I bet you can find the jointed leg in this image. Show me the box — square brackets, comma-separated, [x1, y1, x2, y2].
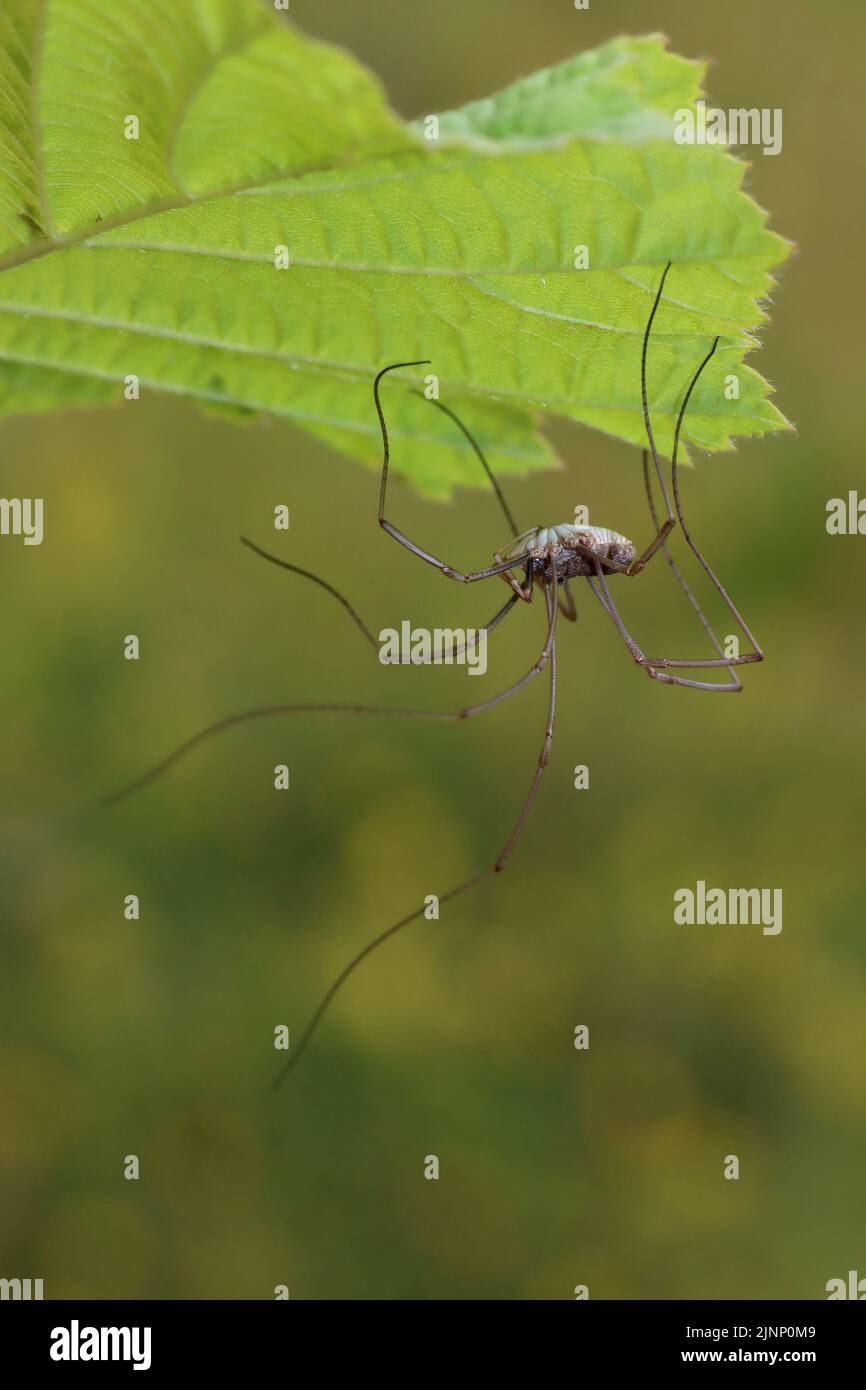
[662, 343, 765, 667]
[427, 594, 519, 664]
[494, 555, 535, 604]
[414, 392, 520, 540]
[103, 575, 558, 806]
[241, 533, 520, 663]
[622, 260, 678, 575]
[560, 302, 722, 583]
[240, 536, 380, 653]
[274, 577, 559, 1084]
[642, 450, 724, 651]
[494, 576, 558, 871]
[589, 564, 741, 691]
[374, 362, 532, 583]
[603, 337, 764, 674]
[639, 452, 740, 690]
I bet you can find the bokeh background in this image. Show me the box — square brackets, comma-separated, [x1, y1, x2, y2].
[1, 0, 864, 1300]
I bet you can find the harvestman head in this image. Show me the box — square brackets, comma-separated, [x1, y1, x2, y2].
[106, 262, 764, 1081]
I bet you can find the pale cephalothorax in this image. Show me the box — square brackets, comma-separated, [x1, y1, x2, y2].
[106, 262, 764, 1081]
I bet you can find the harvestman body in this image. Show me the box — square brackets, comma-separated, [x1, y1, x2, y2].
[107, 262, 764, 1080]
[513, 525, 637, 578]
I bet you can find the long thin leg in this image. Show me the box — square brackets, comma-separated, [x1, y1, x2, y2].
[393, 593, 520, 665]
[640, 452, 739, 690]
[103, 584, 557, 807]
[246, 367, 528, 647]
[241, 534, 519, 663]
[611, 338, 763, 671]
[414, 392, 520, 540]
[274, 577, 559, 1084]
[494, 577, 558, 871]
[412, 387, 527, 610]
[642, 450, 725, 651]
[375, 362, 532, 583]
[622, 260, 677, 575]
[240, 536, 380, 652]
[558, 327, 722, 590]
[588, 566, 741, 691]
[662, 342, 765, 666]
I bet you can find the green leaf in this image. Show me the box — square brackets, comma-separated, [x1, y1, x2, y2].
[0, 6, 790, 498]
[422, 34, 704, 147]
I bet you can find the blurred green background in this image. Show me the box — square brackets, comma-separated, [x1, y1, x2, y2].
[2, 0, 864, 1300]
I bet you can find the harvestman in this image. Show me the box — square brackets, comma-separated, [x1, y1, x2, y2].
[107, 263, 764, 1081]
